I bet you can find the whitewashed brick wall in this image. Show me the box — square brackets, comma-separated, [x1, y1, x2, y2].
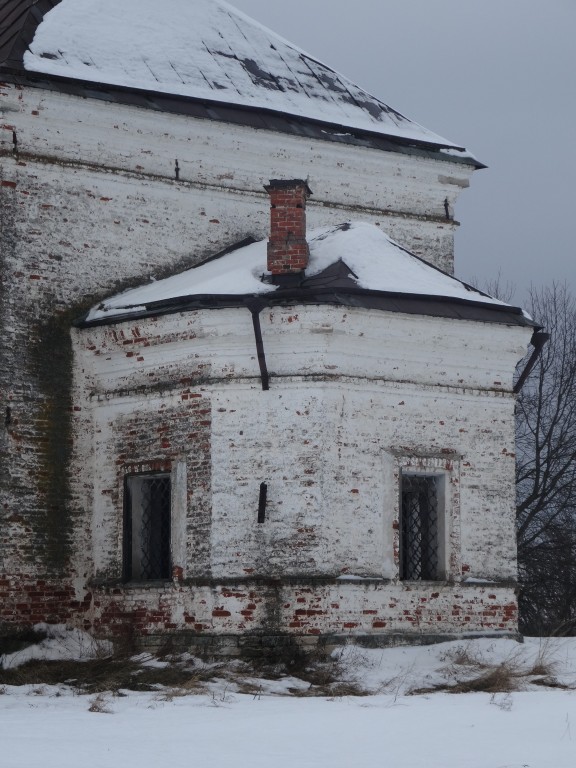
[70, 304, 530, 638]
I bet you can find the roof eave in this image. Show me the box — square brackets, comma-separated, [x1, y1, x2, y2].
[76, 287, 535, 329]
[0, 66, 485, 169]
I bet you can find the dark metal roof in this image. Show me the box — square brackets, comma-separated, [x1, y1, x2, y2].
[0, 0, 484, 167]
[77, 258, 535, 330]
[0, 0, 59, 70]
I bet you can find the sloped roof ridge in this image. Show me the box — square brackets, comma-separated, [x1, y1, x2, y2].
[215, 0, 418, 130]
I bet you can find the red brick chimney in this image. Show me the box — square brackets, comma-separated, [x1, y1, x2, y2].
[265, 179, 312, 278]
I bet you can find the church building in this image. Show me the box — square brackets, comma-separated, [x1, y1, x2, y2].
[0, 0, 540, 651]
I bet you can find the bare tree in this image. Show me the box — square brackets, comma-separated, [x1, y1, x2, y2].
[515, 284, 576, 634]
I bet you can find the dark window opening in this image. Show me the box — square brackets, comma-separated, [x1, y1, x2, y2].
[400, 474, 440, 581]
[123, 473, 171, 581]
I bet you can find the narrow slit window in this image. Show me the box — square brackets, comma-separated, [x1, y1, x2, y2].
[400, 474, 440, 581]
[257, 482, 268, 524]
[123, 473, 171, 581]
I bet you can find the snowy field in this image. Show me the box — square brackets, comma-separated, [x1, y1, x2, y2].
[2, 632, 576, 768]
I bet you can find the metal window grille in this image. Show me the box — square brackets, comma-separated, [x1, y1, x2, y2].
[124, 474, 171, 581]
[400, 474, 439, 581]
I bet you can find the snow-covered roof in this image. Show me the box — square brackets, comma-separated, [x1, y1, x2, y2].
[21, 0, 466, 152]
[84, 222, 526, 325]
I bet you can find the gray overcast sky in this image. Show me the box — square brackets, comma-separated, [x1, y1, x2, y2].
[232, 0, 575, 301]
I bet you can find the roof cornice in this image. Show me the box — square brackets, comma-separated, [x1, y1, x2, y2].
[0, 67, 484, 167]
[76, 286, 534, 330]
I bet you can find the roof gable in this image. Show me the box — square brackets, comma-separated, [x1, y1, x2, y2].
[8, 0, 469, 154]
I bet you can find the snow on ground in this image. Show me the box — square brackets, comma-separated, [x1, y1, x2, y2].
[2, 686, 576, 768]
[0, 624, 112, 669]
[2, 637, 576, 767]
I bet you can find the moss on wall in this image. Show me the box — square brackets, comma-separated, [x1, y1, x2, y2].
[28, 308, 76, 571]
[27, 293, 98, 573]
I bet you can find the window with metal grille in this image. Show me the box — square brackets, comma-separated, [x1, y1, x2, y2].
[400, 474, 440, 581]
[123, 473, 171, 581]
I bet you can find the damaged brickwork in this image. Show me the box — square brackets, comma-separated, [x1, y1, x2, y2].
[54, 580, 519, 644]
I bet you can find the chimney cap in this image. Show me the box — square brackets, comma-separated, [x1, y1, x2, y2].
[264, 178, 312, 196]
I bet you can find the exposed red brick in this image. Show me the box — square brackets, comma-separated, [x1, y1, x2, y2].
[265, 179, 311, 274]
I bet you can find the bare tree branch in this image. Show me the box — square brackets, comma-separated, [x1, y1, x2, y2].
[515, 284, 576, 635]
